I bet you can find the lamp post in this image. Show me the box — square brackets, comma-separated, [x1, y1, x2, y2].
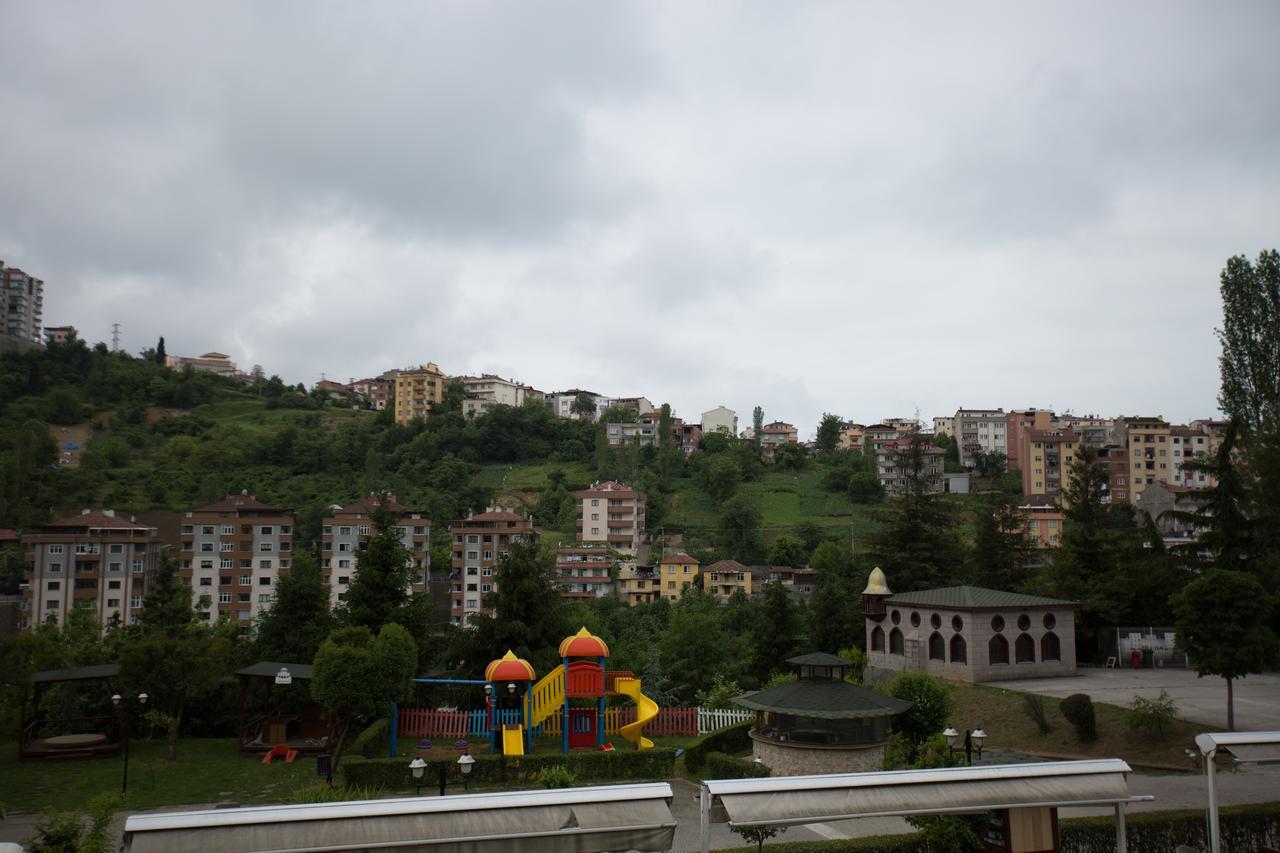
[112, 691, 148, 795]
[436, 751, 477, 796]
[943, 725, 986, 765]
[274, 667, 292, 686]
[409, 757, 427, 796]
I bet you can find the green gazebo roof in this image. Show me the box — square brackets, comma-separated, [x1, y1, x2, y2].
[786, 652, 854, 668]
[732, 682, 912, 720]
[886, 585, 1074, 609]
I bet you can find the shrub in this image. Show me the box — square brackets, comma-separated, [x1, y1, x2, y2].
[837, 646, 868, 684]
[289, 783, 386, 803]
[732, 823, 788, 852]
[1127, 690, 1179, 740]
[1023, 694, 1051, 734]
[537, 765, 579, 789]
[1060, 802, 1280, 852]
[704, 751, 770, 779]
[344, 749, 677, 790]
[684, 720, 753, 774]
[696, 674, 743, 709]
[351, 717, 391, 758]
[881, 672, 954, 746]
[1059, 693, 1097, 743]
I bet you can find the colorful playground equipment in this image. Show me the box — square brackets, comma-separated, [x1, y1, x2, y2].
[484, 627, 659, 755]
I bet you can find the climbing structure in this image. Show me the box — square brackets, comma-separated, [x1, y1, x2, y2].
[484, 650, 536, 755]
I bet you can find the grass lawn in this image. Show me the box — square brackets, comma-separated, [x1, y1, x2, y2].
[951, 682, 1202, 769]
[0, 739, 321, 814]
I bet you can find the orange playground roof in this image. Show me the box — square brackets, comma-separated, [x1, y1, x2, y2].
[559, 626, 610, 658]
[484, 650, 536, 683]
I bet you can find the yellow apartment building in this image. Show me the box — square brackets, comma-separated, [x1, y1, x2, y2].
[657, 552, 700, 601]
[394, 363, 447, 424]
[702, 559, 752, 601]
[616, 563, 662, 606]
[1123, 416, 1172, 499]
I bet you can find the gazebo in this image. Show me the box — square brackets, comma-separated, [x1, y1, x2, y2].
[235, 661, 331, 755]
[732, 653, 911, 776]
[19, 663, 123, 761]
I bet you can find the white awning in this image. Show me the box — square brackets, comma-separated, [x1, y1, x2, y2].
[123, 783, 675, 853]
[704, 760, 1139, 828]
[1197, 731, 1280, 764]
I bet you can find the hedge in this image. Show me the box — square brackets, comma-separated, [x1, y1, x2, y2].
[703, 751, 770, 780]
[706, 803, 1280, 853]
[350, 718, 391, 759]
[684, 720, 753, 774]
[345, 749, 677, 790]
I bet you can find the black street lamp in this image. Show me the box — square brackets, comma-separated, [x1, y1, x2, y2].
[409, 757, 428, 796]
[112, 691, 148, 795]
[943, 725, 987, 765]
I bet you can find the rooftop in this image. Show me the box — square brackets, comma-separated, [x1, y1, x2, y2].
[45, 510, 152, 531]
[658, 552, 699, 565]
[733, 681, 912, 719]
[887, 585, 1075, 610]
[194, 493, 289, 514]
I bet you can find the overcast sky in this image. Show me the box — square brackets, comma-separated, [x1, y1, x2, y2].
[3, 2, 1278, 435]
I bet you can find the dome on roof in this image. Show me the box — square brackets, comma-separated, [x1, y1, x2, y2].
[484, 650, 536, 683]
[558, 626, 609, 658]
[862, 567, 891, 596]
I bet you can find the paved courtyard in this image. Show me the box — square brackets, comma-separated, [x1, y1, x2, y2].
[985, 667, 1280, 731]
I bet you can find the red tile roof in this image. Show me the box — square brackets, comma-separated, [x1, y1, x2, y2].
[0, 528, 20, 541]
[659, 552, 699, 564]
[461, 510, 530, 523]
[194, 494, 289, 513]
[333, 494, 413, 516]
[45, 511, 151, 530]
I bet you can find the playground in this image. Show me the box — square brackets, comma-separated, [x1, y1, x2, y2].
[389, 628, 667, 758]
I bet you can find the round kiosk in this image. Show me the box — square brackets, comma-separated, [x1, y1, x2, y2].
[732, 652, 912, 776]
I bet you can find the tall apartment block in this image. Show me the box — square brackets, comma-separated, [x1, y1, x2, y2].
[180, 493, 293, 625]
[575, 480, 646, 556]
[449, 508, 536, 626]
[393, 363, 447, 424]
[1120, 416, 1172, 499]
[22, 511, 164, 633]
[1, 261, 45, 346]
[954, 408, 1006, 468]
[1018, 429, 1077, 500]
[321, 494, 429, 608]
[553, 543, 615, 600]
[458, 374, 542, 419]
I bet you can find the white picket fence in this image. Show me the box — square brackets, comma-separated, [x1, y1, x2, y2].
[697, 708, 753, 735]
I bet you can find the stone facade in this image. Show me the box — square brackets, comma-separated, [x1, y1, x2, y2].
[751, 733, 885, 776]
[865, 589, 1077, 683]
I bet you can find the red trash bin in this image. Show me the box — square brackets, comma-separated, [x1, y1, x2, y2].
[1130, 649, 1143, 669]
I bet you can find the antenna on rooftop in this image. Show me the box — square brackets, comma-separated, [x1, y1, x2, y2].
[111, 323, 121, 352]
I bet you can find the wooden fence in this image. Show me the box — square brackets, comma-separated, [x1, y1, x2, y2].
[397, 706, 752, 739]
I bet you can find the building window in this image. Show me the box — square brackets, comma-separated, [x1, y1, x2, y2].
[108, 562, 122, 573]
[49, 562, 62, 574]
[950, 635, 968, 664]
[260, 526, 273, 535]
[239, 576, 252, 586]
[199, 578, 212, 587]
[47, 581, 60, 591]
[218, 592, 231, 604]
[889, 628, 904, 655]
[338, 559, 350, 568]
[928, 632, 945, 660]
[952, 615, 964, 632]
[220, 559, 233, 569]
[1017, 613, 1031, 631]
[259, 577, 271, 585]
[989, 635, 1010, 665]
[1015, 633, 1036, 663]
[1041, 632, 1061, 662]
[259, 543, 273, 552]
[1043, 612, 1057, 630]
[911, 612, 921, 627]
[259, 560, 271, 569]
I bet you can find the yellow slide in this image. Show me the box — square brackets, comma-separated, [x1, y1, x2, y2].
[614, 677, 656, 750]
[527, 664, 565, 728]
[501, 724, 525, 756]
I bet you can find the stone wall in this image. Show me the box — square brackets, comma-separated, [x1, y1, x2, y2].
[751, 733, 884, 776]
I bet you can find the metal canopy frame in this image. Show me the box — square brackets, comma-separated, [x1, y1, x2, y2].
[1195, 730, 1280, 853]
[698, 760, 1150, 853]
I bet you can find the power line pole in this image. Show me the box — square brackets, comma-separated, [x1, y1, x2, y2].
[111, 323, 121, 352]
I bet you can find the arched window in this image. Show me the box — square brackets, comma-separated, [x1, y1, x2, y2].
[928, 632, 945, 660]
[889, 628, 904, 655]
[950, 634, 967, 664]
[870, 626, 884, 652]
[1015, 633, 1036, 663]
[989, 634, 1009, 665]
[1041, 631, 1061, 662]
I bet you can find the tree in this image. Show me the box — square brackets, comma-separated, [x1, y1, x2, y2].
[870, 435, 962, 591]
[466, 539, 569, 672]
[659, 590, 745, 702]
[966, 481, 1031, 591]
[1171, 569, 1279, 730]
[809, 559, 859, 654]
[1216, 249, 1280, 433]
[254, 550, 334, 663]
[881, 671, 954, 747]
[571, 391, 597, 420]
[137, 551, 194, 637]
[311, 623, 418, 769]
[752, 406, 764, 451]
[718, 494, 765, 563]
[848, 471, 885, 504]
[1162, 419, 1255, 572]
[767, 534, 808, 567]
[752, 580, 800, 679]
[731, 824, 787, 852]
[700, 454, 742, 501]
[773, 442, 808, 472]
[438, 379, 467, 415]
[815, 413, 843, 454]
[155, 336, 166, 366]
[340, 500, 414, 631]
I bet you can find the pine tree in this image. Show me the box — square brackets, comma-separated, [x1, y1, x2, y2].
[752, 580, 800, 678]
[254, 550, 333, 662]
[155, 336, 166, 365]
[340, 499, 413, 631]
[138, 551, 194, 637]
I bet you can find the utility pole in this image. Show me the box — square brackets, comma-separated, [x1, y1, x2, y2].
[111, 323, 121, 352]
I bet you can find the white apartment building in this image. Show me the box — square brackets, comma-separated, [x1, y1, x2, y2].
[459, 374, 541, 419]
[1, 262, 45, 346]
[701, 406, 738, 436]
[954, 408, 1007, 467]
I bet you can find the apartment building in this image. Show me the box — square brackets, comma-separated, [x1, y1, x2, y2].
[1005, 409, 1054, 471]
[762, 566, 818, 603]
[1019, 495, 1065, 548]
[759, 421, 799, 460]
[393, 363, 447, 424]
[616, 563, 662, 606]
[932, 416, 955, 437]
[349, 375, 394, 410]
[954, 408, 1007, 467]
[1096, 445, 1131, 504]
[458, 374, 541, 419]
[43, 326, 76, 345]
[554, 544, 615, 600]
[321, 494, 429, 608]
[840, 423, 866, 451]
[545, 389, 606, 421]
[181, 493, 293, 625]
[21, 510, 164, 632]
[883, 418, 921, 434]
[575, 480, 646, 556]
[1018, 429, 1077, 500]
[700, 406, 738, 437]
[1120, 416, 1172, 499]
[449, 508, 536, 626]
[875, 436, 945, 497]
[165, 352, 243, 377]
[1170, 425, 1214, 487]
[675, 420, 703, 457]
[656, 553, 700, 601]
[604, 396, 654, 417]
[1, 262, 44, 346]
[701, 559, 752, 601]
[605, 413, 659, 448]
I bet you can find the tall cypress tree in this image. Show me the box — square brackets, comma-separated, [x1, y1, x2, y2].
[340, 499, 413, 631]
